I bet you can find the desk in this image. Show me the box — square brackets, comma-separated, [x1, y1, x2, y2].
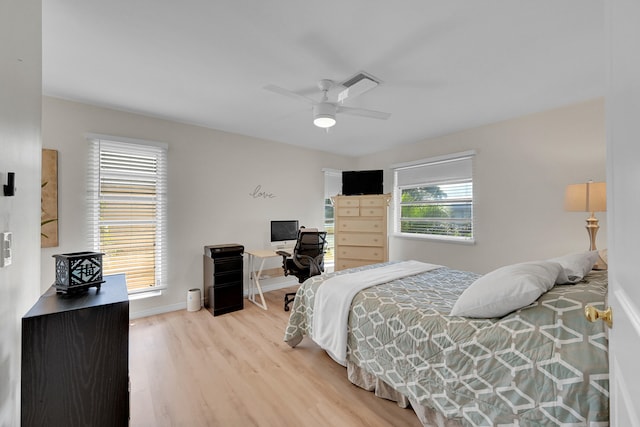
[246, 249, 283, 310]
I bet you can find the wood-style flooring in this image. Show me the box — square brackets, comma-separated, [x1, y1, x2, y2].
[129, 286, 422, 427]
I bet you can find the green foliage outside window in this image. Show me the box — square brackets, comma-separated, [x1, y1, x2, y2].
[399, 184, 472, 238]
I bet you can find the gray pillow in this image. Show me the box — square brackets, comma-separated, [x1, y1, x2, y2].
[450, 261, 563, 318]
[548, 251, 600, 283]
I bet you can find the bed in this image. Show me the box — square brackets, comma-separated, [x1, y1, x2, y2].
[284, 257, 609, 426]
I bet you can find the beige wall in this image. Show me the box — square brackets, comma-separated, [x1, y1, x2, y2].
[357, 99, 606, 273]
[41, 97, 606, 318]
[40, 97, 352, 318]
[0, 0, 42, 424]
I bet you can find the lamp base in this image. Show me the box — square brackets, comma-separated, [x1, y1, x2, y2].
[585, 214, 606, 270]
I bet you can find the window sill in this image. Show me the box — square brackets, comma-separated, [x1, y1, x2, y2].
[392, 233, 476, 245]
[128, 290, 163, 300]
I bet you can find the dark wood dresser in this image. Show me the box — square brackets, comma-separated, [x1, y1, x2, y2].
[21, 274, 129, 426]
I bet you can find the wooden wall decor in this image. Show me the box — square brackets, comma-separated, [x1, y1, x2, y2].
[41, 149, 58, 247]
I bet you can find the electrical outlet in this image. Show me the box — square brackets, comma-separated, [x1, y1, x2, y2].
[1, 232, 12, 267]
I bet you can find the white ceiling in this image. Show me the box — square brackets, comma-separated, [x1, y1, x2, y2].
[42, 0, 604, 157]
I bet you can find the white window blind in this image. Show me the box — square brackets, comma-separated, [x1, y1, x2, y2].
[393, 152, 475, 241]
[323, 168, 342, 199]
[88, 137, 168, 293]
[322, 169, 342, 265]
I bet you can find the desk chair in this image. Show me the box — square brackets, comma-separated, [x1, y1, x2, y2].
[277, 227, 327, 311]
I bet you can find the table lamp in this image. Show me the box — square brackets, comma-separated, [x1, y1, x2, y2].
[564, 181, 607, 270]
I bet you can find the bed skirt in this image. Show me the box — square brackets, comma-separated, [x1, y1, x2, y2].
[346, 361, 463, 427]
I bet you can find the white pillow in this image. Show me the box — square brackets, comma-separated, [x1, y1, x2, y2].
[548, 251, 599, 284]
[450, 261, 563, 318]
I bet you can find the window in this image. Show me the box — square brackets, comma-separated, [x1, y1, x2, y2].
[323, 169, 342, 265]
[88, 136, 168, 294]
[393, 151, 475, 242]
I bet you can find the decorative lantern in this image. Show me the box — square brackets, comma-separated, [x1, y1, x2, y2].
[53, 251, 105, 294]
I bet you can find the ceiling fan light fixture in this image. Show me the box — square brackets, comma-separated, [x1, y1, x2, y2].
[313, 103, 337, 128]
[314, 115, 336, 128]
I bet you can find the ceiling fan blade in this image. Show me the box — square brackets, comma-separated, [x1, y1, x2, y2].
[337, 105, 391, 120]
[263, 84, 316, 105]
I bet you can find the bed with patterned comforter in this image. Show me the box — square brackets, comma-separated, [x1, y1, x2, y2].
[284, 262, 609, 426]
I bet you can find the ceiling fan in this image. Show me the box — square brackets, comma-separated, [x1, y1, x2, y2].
[264, 78, 391, 129]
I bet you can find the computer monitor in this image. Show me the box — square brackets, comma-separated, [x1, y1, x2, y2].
[270, 220, 299, 249]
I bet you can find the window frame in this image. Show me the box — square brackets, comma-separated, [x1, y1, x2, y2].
[392, 151, 475, 244]
[87, 134, 168, 295]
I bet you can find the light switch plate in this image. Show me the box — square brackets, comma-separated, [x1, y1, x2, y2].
[1, 232, 12, 267]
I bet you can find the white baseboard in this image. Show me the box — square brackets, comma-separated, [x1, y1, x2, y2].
[130, 301, 187, 319]
[129, 276, 299, 319]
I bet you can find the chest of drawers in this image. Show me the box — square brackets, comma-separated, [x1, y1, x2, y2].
[333, 194, 391, 271]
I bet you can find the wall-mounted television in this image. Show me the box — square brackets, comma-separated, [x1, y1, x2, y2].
[342, 170, 383, 195]
[270, 220, 299, 249]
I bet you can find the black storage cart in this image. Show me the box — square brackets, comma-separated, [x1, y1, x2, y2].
[203, 244, 244, 316]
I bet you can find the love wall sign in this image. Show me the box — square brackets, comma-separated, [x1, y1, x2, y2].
[249, 185, 276, 199]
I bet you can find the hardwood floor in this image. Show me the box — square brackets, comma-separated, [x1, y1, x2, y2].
[129, 286, 422, 427]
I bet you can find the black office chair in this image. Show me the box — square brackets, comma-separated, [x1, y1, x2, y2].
[277, 227, 327, 311]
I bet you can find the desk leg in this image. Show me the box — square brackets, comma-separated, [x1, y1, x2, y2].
[248, 254, 268, 310]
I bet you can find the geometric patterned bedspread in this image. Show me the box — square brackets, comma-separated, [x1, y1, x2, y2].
[284, 262, 609, 426]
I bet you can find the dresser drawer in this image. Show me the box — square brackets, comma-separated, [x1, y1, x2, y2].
[338, 218, 385, 233]
[336, 198, 360, 208]
[337, 246, 385, 261]
[336, 259, 375, 271]
[360, 206, 384, 217]
[337, 232, 385, 247]
[336, 207, 360, 217]
[359, 197, 386, 207]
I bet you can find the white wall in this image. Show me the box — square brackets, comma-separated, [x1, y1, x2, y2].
[40, 97, 352, 318]
[357, 99, 606, 273]
[0, 0, 42, 424]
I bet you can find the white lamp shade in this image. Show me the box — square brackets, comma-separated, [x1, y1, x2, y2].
[564, 181, 606, 212]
